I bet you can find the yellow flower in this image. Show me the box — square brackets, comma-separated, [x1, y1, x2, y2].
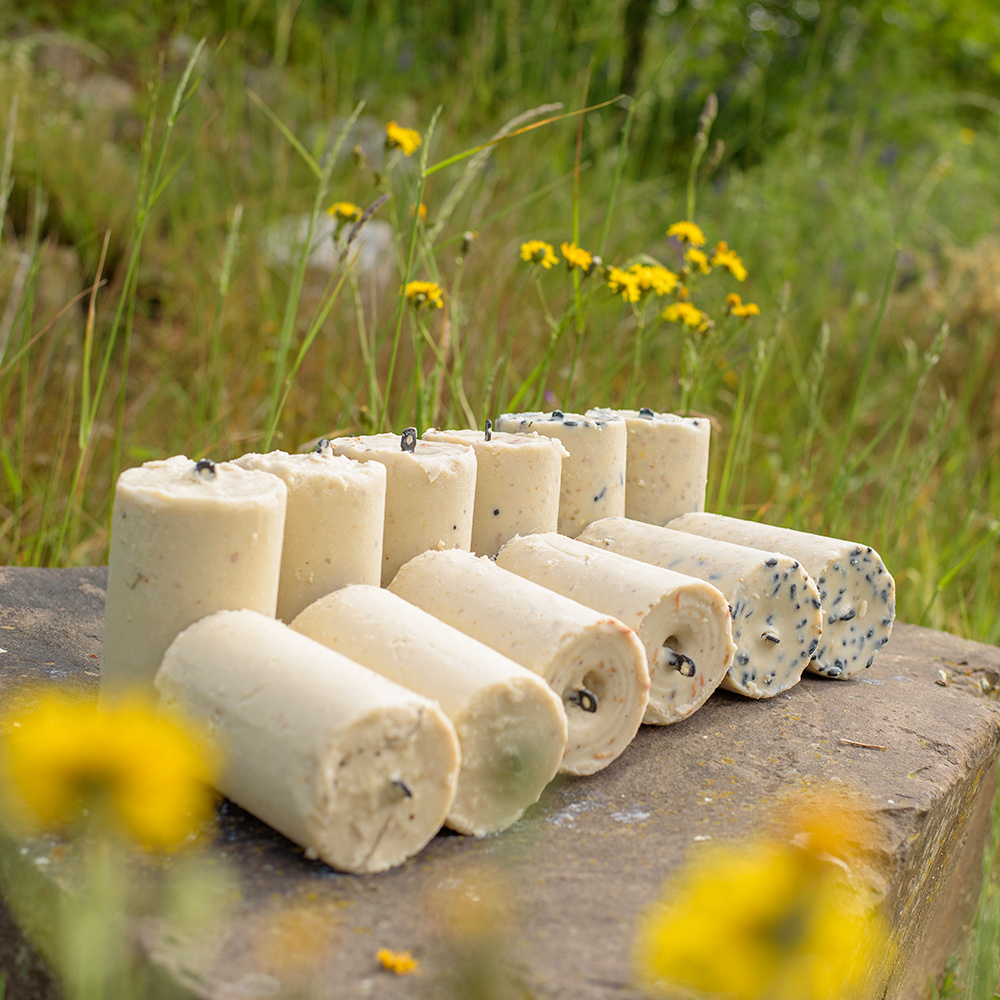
[377, 948, 419, 975]
[404, 280, 444, 309]
[520, 240, 558, 269]
[663, 300, 710, 330]
[326, 201, 362, 222]
[629, 263, 679, 297]
[634, 796, 888, 1000]
[561, 241, 594, 273]
[711, 241, 748, 281]
[607, 266, 643, 303]
[385, 121, 422, 157]
[0, 690, 216, 851]
[727, 292, 761, 318]
[666, 220, 707, 246]
[410, 202, 428, 221]
[685, 247, 711, 274]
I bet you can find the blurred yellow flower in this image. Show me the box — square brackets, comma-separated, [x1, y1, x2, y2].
[0, 690, 216, 851]
[630, 263, 679, 297]
[712, 241, 748, 281]
[410, 202, 428, 221]
[607, 266, 642, 303]
[663, 301, 710, 330]
[633, 793, 888, 1000]
[666, 221, 706, 246]
[561, 241, 594, 273]
[520, 240, 558, 269]
[252, 898, 341, 976]
[685, 247, 711, 274]
[404, 280, 444, 309]
[720, 360, 740, 390]
[427, 865, 518, 999]
[959, 127, 976, 145]
[727, 292, 761, 318]
[377, 948, 419, 974]
[326, 201, 362, 222]
[385, 121, 422, 156]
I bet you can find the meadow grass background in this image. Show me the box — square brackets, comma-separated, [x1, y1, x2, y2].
[0, 2, 999, 995]
[1, 0, 997, 653]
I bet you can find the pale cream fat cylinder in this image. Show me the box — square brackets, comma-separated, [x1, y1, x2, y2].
[290, 585, 567, 836]
[329, 433, 477, 585]
[667, 512, 895, 678]
[422, 427, 567, 557]
[155, 609, 461, 874]
[388, 548, 650, 776]
[578, 518, 822, 699]
[588, 408, 710, 525]
[101, 456, 287, 701]
[495, 532, 736, 725]
[494, 410, 626, 538]
[231, 448, 386, 621]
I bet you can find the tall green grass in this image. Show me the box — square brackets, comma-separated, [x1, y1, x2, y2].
[0, 16, 997, 643]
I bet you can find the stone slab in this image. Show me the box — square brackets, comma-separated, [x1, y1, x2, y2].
[1, 567, 999, 1000]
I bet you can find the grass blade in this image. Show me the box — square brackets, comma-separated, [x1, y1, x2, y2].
[0, 93, 17, 256]
[423, 96, 624, 177]
[246, 89, 321, 177]
[262, 101, 365, 449]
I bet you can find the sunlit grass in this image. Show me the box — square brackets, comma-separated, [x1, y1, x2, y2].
[0, 25, 997, 645]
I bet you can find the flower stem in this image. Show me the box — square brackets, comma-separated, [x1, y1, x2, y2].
[629, 309, 648, 406]
[381, 106, 441, 430]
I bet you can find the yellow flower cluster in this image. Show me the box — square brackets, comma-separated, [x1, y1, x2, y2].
[606, 262, 681, 303]
[662, 221, 757, 326]
[385, 121, 422, 157]
[712, 240, 748, 281]
[662, 300, 711, 331]
[727, 292, 760, 318]
[666, 220, 707, 246]
[607, 266, 642, 303]
[561, 241, 594, 273]
[631, 264, 679, 297]
[633, 792, 888, 1000]
[686, 247, 711, 274]
[404, 280, 444, 309]
[520, 240, 559, 269]
[670, 234, 748, 282]
[0, 690, 216, 851]
[517, 222, 757, 329]
[326, 201, 362, 223]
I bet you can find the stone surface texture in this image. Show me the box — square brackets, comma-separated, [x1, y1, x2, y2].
[1, 567, 999, 1000]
